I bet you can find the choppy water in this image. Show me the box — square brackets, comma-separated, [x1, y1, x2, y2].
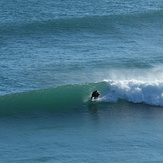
[0, 0, 163, 162]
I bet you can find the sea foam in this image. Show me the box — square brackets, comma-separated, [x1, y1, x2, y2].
[103, 80, 163, 106]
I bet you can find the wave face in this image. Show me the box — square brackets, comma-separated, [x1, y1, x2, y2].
[0, 82, 107, 116]
[1, 80, 163, 117]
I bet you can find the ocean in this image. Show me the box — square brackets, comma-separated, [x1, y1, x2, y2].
[1, 0, 163, 162]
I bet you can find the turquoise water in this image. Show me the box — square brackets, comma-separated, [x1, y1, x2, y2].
[1, 0, 163, 162]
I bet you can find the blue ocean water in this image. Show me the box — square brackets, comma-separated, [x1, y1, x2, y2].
[0, 0, 163, 162]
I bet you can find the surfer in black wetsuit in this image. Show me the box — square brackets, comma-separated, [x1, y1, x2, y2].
[91, 90, 100, 100]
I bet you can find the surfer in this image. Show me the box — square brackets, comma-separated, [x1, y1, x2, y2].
[91, 90, 100, 101]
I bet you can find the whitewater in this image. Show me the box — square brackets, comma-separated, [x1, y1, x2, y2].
[0, 0, 163, 162]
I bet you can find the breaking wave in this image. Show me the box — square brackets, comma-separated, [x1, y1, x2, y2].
[0, 79, 163, 117]
[102, 80, 163, 106]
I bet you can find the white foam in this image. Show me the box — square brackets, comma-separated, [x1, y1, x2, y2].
[102, 80, 163, 106]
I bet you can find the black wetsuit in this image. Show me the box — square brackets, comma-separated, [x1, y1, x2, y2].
[91, 91, 100, 100]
